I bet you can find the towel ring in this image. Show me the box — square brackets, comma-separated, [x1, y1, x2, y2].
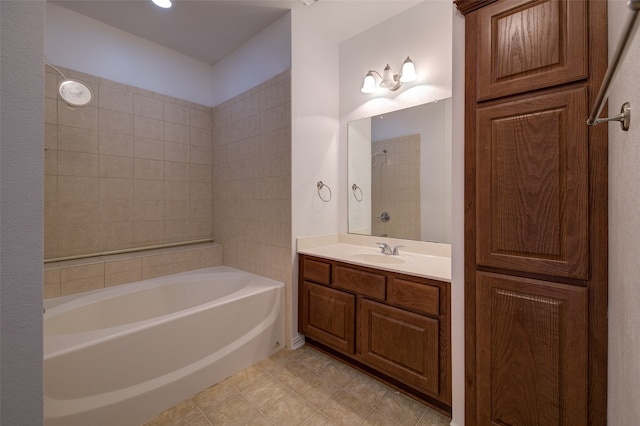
[317, 181, 332, 202]
[352, 184, 363, 202]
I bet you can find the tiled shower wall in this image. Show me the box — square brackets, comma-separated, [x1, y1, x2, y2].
[45, 66, 213, 259]
[371, 134, 421, 240]
[211, 70, 292, 286]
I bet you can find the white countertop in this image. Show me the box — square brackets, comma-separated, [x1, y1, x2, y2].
[297, 234, 451, 282]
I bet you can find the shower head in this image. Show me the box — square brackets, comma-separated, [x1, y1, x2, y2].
[46, 63, 93, 107]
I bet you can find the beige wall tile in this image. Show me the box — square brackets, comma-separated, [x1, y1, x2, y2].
[135, 199, 164, 221]
[100, 178, 134, 200]
[46, 123, 58, 150]
[164, 180, 190, 200]
[105, 257, 141, 275]
[45, 149, 58, 175]
[99, 221, 134, 251]
[190, 164, 212, 183]
[45, 200, 58, 227]
[99, 155, 134, 179]
[58, 176, 99, 201]
[141, 253, 173, 279]
[190, 199, 212, 218]
[173, 250, 201, 273]
[164, 219, 190, 240]
[105, 268, 141, 287]
[165, 200, 190, 220]
[200, 247, 223, 267]
[164, 161, 190, 181]
[99, 85, 133, 114]
[58, 125, 99, 153]
[135, 179, 164, 200]
[99, 132, 134, 157]
[99, 109, 133, 135]
[61, 276, 104, 296]
[190, 127, 211, 147]
[164, 102, 190, 125]
[190, 145, 211, 165]
[164, 141, 190, 163]
[45, 71, 59, 99]
[164, 122, 189, 144]
[134, 94, 163, 120]
[58, 103, 99, 129]
[44, 226, 59, 259]
[190, 108, 211, 129]
[58, 151, 99, 177]
[45, 98, 58, 125]
[134, 220, 164, 244]
[60, 262, 104, 282]
[134, 136, 164, 160]
[58, 200, 100, 225]
[134, 116, 164, 139]
[100, 199, 134, 223]
[44, 268, 61, 299]
[190, 218, 212, 238]
[135, 158, 164, 180]
[57, 224, 100, 255]
[191, 182, 211, 200]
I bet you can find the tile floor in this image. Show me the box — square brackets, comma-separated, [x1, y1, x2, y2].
[143, 345, 451, 426]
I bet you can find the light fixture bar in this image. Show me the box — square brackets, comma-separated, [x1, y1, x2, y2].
[360, 56, 417, 94]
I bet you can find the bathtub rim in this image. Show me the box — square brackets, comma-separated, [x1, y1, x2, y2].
[43, 266, 284, 359]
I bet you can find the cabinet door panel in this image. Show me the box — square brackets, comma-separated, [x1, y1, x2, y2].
[301, 281, 355, 354]
[360, 299, 439, 395]
[476, 87, 588, 278]
[476, 0, 587, 100]
[476, 272, 588, 425]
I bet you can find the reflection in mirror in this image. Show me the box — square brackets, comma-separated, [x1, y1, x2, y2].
[348, 99, 452, 243]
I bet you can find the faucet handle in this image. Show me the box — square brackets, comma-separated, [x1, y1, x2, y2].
[392, 245, 404, 255]
[376, 242, 391, 254]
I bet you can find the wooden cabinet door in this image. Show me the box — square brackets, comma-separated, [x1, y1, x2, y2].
[359, 298, 439, 395]
[476, 87, 589, 279]
[301, 281, 355, 354]
[476, 0, 587, 101]
[476, 272, 588, 425]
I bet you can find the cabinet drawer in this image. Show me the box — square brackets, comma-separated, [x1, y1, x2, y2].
[387, 278, 440, 316]
[303, 258, 331, 285]
[334, 265, 385, 300]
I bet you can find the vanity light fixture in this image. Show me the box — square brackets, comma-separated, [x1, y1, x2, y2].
[361, 56, 417, 94]
[152, 0, 172, 8]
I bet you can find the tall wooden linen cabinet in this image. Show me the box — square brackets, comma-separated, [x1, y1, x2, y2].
[454, 0, 608, 424]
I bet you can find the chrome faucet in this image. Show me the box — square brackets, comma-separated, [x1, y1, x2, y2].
[376, 242, 403, 255]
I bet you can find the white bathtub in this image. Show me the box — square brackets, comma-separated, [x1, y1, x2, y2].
[43, 266, 284, 426]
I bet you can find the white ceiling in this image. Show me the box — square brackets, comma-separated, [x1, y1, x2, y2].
[50, 0, 423, 65]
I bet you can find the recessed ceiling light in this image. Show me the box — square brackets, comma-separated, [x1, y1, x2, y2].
[152, 0, 172, 9]
[300, 0, 319, 6]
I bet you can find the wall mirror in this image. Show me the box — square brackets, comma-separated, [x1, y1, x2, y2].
[348, 98, 452, 243]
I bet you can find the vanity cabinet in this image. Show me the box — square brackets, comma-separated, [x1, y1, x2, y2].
[455, 0, 608, 424]
[298, 254, 451, 413]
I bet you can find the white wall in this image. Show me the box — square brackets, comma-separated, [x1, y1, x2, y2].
[210, 13, 291, 106]
[46, 3, 214, 106]
[607, 1, 640, 424]
[338, 0, 453, 233]
[0, 1, 45, 424]
[290, 7, 341, 346]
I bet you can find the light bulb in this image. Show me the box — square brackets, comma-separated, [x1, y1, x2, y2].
[361, 72, 377, 94]
[379, 64, 396, 89]
[399, 57, 417, 83]
[152, 0, 172, 8]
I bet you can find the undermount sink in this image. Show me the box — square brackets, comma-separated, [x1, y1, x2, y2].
[349, 253, 406, 265]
